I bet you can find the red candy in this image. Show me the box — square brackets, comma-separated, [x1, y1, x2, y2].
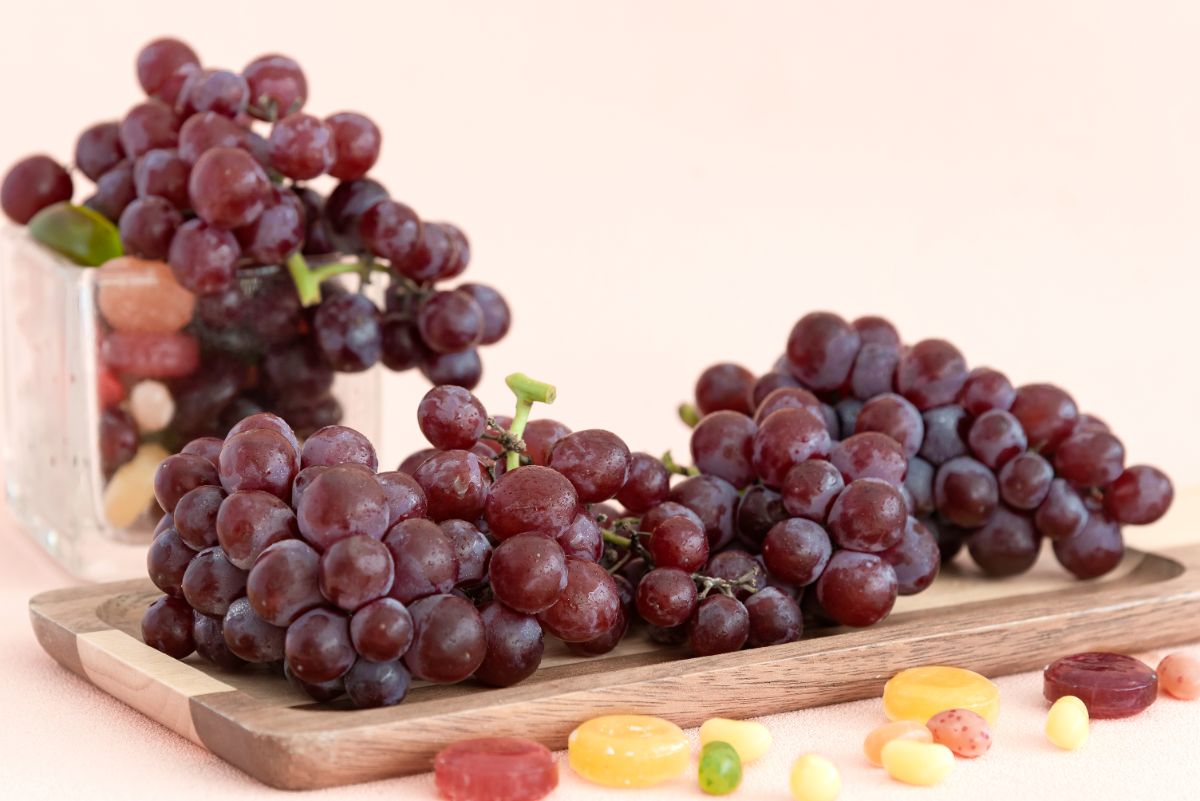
[434, 737, 557, 801]
[1043, 652, 1158, 718]
[926, 708, 992, 758]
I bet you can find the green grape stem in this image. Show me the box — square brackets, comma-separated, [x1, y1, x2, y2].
[662, 450, 700, 477]
[678, 403, 701, 428]
[286, 252, 388, 306]
[693, 570, 759, 599]
[503, 373, 557, 471]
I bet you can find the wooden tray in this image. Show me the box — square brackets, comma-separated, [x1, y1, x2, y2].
[29, 543, 1200, 790]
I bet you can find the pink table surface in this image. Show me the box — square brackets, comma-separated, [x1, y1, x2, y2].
[2, 493, 1198, 801]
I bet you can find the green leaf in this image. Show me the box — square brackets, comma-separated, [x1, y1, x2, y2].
[28, 202, 123, 267]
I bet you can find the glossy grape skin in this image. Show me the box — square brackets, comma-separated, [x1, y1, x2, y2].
[639, 501, 705, 535]
[284, 663, 345, 702]
[379, 315, 424, 372]
[1053, 514, 1124, 579]
[132, 148, 189, 209]
[188, 146, 270, 228]
[649, 515, 710, 572]
[1034, 479, 1088, 540]
[243, 54, 308, 118]
[744, 587, 804, 647]
[687, 595, 750, 656]
[293, 465, 389, 552]
[556, 511, 603, 562]
[118, 196, 182, 259]
[178, 111, 246, 164]
[636, 568, 698, 628]
[754, 387, 824, 426]
[415, 450, 492, 522]
[752, 408, 833, 488]
[419, 349, 482, 390]
[137, 38, 199, 103]
[695, 363, 756, 415]
[456, 283, 511, 344]
[998, 452, 1054, 510]
[318, 535, 395, 611]
[880, 517, 941, 595]
[221, 597, 285, 663]
[732, 486, 785, 548]
[855, 394, 924, 459]
[1104, 465, 1173, 524]
[325, 112, 381, 180]
[786, 312, 861, 391]
[490, 534, 568, 614]
[120, 101, 181, 159]
[177, 68, 249, 117]
[968, 506, 1041, 577]
[247, 539, 323, 626]
[84, 159, 137, 221]
[227, 412, 301, 458]
[967, 410, 1028, 470]
[301, 425, 379, 471]
[141, 596, 196, 658]
[1010, 384, 1079, 454]
[917, 405, 967, 466]
[382, 518, 459, 604]
[762, 517, 833, 585]
[849, 343, 901, 401]
[549, 429, 632, 503]
[690, 412, 757, 489]
[752, 371, 801, 408]
[523, 420, 572, 466]
[342, 658, 411, 709]
[397, 448, 437, 477]
[934, 457, 999, 528]
[415, 291, 484, 354]
[267, 113, 335, 179]
[616, 452, 671, 512]
[350, 597, 414, 662]
[181, 547, 248, 617]
[100, 407, 139, 475]
[569, 608, 629, 657]
[311, 292, 383, 372]
[705, 550, 767, 599]
[235, 186, 305, 264]
[154, 453, 219, 514]
[669, 474, 739, 551]
[76, 122, 125, 181]
[961, 368, 1015, 416]
[831, 432, 908, 486]
[325, 178, 388, 251]
[374, 471, 427, 529]
[285, 607, 356, 684]
[173, 484, 225, 551]
[471, 602, 545, 687]
[403, 594, 487, 683]
[218, 429, 299, 500]
[147, 528, 195, 597]
[167, 217, 239, 294]
[896, 339, 968, 411]
[1054, 431, 1125, 489]
[852, 315, 900, 346]
[1, 155, 73, 224]
[827, 478, 907, 552]
[485, 465, 578, 539]
[436, 520, 491, 586]
[178, 434, 226, 465]
[193, 612, 246, 670]
[538, 558, 622, 643]
[904, 457, 936, 517]
[816, 551, 898, 627]
[417, 386, 487, 450]
[358, 198, 421, 264]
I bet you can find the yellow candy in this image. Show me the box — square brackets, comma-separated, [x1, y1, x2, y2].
[863, 720, 933, 766]
[568, 714, 689, 787]
[883, 666, 1000, 725]
[1046, 695, 1089, 751]
[700, 718, 772, 763]
[880, 740, 954, 787]
[789, 754, 841, 801]
[103, 443, 169, 527]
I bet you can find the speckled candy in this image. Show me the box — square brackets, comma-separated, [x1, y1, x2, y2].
[1043, 652, 1158, 718]
[1157, 653, 1200, 700]
[433, 737, 557, 801]
[926, 708, 992, 757]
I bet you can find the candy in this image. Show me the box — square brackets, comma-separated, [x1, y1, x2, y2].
[129, 380, 175, 432]
[881, 739, 954, 786]
[434, 737, 557, 801]
[100, 330, 200, 378]
[863, 720, 933, 766]
[103, 443, 170, 526]
[1045, 695, 1089, 750]
[567, 714, 689, 788]
[883, 666, 1000, 725]
[698, 741, 742, 795]
[1157, 653, 1200, 700]
[1043, 652, 1158, 718]
[926, 708, 991, 758]
[96, 256, 196, 333]
[789, 754, 841, 801]
[699, 717, 772, 763]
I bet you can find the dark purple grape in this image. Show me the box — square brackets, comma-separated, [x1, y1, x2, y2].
[326, 112, 381, 180]
[695, 363, 755, 416]
[181, 437, 223, 468]
[523, 419, 572, 466]
[379, 315, 424, 372]
[119, 196, 182, 259]
[568, 608, 629, 657]
[325, 178, 388, 252]
[904, 457, 936, 517]
[415, 450, 492, 522]
[193, 612, 246, 670]
[690, 411, 757, 489]
[705, 550, 767, 599]
[735, 485, 787, 547]
[485, 465, 578, 539]
[244, 54, 308, 118]
[177, 68, 249, 117]
[835, 398, 863, 437]
[178, 111, 247, 164]
[1010, 384, 1078, 454]
[636, 568, 698, 628]
[1, 155, 73, 224]
[928, 517, 968, 562]
[85, 160, 137, 221]
[815, 551, 898, 627]
[648, 623, 689, 646]
[754, 387, 823, 426]
[377, 471, 427, 528]
[968, 506, 1041, 577]
[284, 663, 345, 702]
[383, 518, 459, 604]
[403, 594, 486, 683]
[419, 348, 482, 390]
[213, 490, 296, 568]
[649, 514, 710, 572]
[343, 658, 411, 708]
[267, 113, 334, 179]
[359, 199, 421, 263]
[313, 293, 382, 372]
[752, 408, 833, 488]
[456, 283, 510, 344]
[752, 371, 801, 408]
[295, 186, 336, 256]
[849, 343, 900, 400]
[133, 148, 189, 208]
[668, 474, 738, 551]
[235, 186, 305, 264]
[549, 429, 632, 503]
[852, 315, 900, 346]
[998, 452, 1054, 510]
[855, 394, 924, 458]
[896, 339, 968, 411]
[744, 587, 803, 647]
[1034, 479, 1088, 540]
[396, 221, 459, 281]
[762, 518, 832, 586]
[137, 38, 199, 103]
[75, 122, 125, 182]
[350, 598, 413, 662]
[687, 595, 749, 656]
[222, 596, 286, 662]
[1054, 431, 1125, 489]
[120, 101, 181, 159]
[285, 607, 355, 684]
[263, 340, 334, 398]
[439, 519, 492, 585]
[556, 511, 603, 562]
[490, 533, 567, 614]
[639, 501, 704, 535]
[154, 453, 219, 514]
[416, 291, 484, 354]
[967, 410, 1028, 470]
[1075, 414, 1111, 434]
[831, 432, 907, 485]
[218, 428, 298, 500]
[226, 411, 301, 458]
[147, 528, 195, 597]
[473, 602, 544, 687]
[616, 452, 671, 513]
[397, 448, 437, 477]
[181, 547, 248, 616]
[919, 405, 969, 466]
[141, 596, 195, 658]
[1053, 513, 1124, 579]
[173, 484, 225, 551]
[786, 312, 861, 391]
[297, 464, 389, 550]
[99, 407, 138, 475]
[934, 457, 998, 528]
[301, 425, 378, 471]
[538, 558, 622, 643]
[319, 535, 394, 611]
[961, 368, 1015, 416]
[417, 385, 487, 450]
[827, 478, 907, 552]
[879, 517, 941, 594]
[188, 146, 270, 228]
[247, 539, 323, 626]
[1104, 465, 1173, 525]
[168, 218, 239, 294]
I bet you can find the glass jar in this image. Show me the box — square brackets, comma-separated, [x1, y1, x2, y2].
[0, 227, 380, 581]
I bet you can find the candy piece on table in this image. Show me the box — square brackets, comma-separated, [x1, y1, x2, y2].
[880, 739, 954, 786]
[27, 202, 123, 266]
[883, 665, 1000, 725]
[789, 754, 841, 801]
[96, 256, 195, 333]
[567, 715, 689, 788]
[1043, 652, 1158, 718]
[1157, 653, 1200, 700]
[104, 443, 170, 527]
[128, 380, 175, 432]
[433, 737, 557, 801]
[926, 708, 992, 757]
[699, 717, 772, 763]
[1045, 695, 1089, 750]
[698, 741, 742, 796]
[863, 720, 933, 767]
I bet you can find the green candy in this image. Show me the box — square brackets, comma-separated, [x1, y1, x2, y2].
[27, 202, 122, 267]
[698, 740, 742, 795]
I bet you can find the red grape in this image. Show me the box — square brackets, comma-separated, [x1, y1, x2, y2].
[326, 112, 381, 180]
[414, 450, 491, 522]
[403, 594, 486, 683]
[473, 602, 545, 687]
[934, 457, 998, 528]
[815, 551, 898, 627]
[762, 517, 833, 585]
[690, 411, 757, 488]
[695, 363, 756, 415]
[1054, 431, 1125, 489]
[786, 312, 861, 391]
[1104, 465, 1173, 525]
[896, 339, 968, 411]
[1, 155, 73, 223]
[752, 408, 833, 488]
[246, 539, 323, 626]
[827, 477, 907, 552]
[687, 594, 749, 656]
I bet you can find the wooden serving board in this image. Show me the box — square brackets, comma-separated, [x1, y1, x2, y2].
[29, 543, 1200, 791]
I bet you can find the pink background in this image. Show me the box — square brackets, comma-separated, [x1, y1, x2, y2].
[1, 1, 1199, 799]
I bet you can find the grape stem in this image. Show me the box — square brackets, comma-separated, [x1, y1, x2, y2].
[678, 403, 701, 428]
[662, 451, 700, 477]
[693, 570, 759, 599]
[285, 252, 388, 307]
[503, 373, 557, 471]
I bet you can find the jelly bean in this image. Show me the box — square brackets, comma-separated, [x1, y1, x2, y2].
[434, 737, 557, 801]
[1157, 653, 1200, 700]
[103, 443, 170, 527]
[97, 366, 125, 408]
[700, 717, 772, 763]
[1043, 652, 1157, 718]
[27, 202, 122, 266]
[883, 665, 1000, 725]
[926, 708, 992, 758]
[880, 739, 954, 786]
[789, 754, 841, 801]
[698, 741, 742, 795]
[129, 380, 175, 433]
[863, 720, 932, 766]
[96, 256, 196, 333]
[100, 330, 200, 379]
[1045, 695, 1089, 751]
[568, 714, 689, 788]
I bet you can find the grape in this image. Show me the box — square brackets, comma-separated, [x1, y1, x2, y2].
[1104, 465, 1173, 524]
[268, 113, 335, 179]
[168, 218, 239, 293]
[687, 595, 749, 656]
[339, 657, 410, 709]
[556, 511, 603, 562]
[489, 533, 568, 613]
[187, 146, 270, 228]
[880, 517, 941, 594]
[326, 112, 381, 180]
[99, 407, 139, 475]
[968, 506, 1041, 577]
[833, 400, 860, 438]
[647, 623, 689, 646]
[848, 343, 900, 401]
[133, 148, 189, 209]
[751, 371, 801, 408]
[178, 111, 247, 164]
[695, 363, 755, 415]
[294, 186, 335, 255]
[851, 315, 900, 346]
[415, 291, 484, 354]
[816, 551, 898, 627]
[350, 598, 413, 662]
[1, 155, 73, 223]
[896, 339, 968, 411]
[376, 471, 428, 528]
[235, 186, 305, 263]
[456, 283, 511, 345]
[154, 453, 219, 513]
[227, 411, 301, 458]
[415, 450, 491, 521]
[934, 457, 998, 528]
[319, 535, 394, 611]
[177, 68, 249, 117]
[173, 484, 225, 550]
[440, 520, 492, 585]
[381, 316, 425, 371]
[440, 224, 472, 280]
[246, 539, 322, 626]
[85, 159, 137, 221]
[786, 311, 861, 391]
[296, 464, 389, 549]
[1010, 384, 1078, 454]
[538, 558, 622, 642]
[396, 222, 458, 282]
[120, 101, 181, 159]
[137, 38, 199, 103]
[383, 518, 459, 603]
[752, 408, 833, 488]
[419, 348, 482, 389]
[215, 490, 297, 569]
[998, 452, 1055, 510]
[1054, 431, 1125, 489]
[639, 501, 704, 535]
[218, 428, 299, 499]
[285, 607, 355, 684]
[313, 293, 383, 372]
[301, 424, 378, 471]
[636, 568, 698, 628]
[855, 394, 923, 458]
[690, 411, 757, 488]
[398, 448, 437, 477]
[1053, 514, 1124, 579]
[417, 385, 486, 450]
[403, 594, 487, 683]
[1075, 414, 1111, 434]
[147, 528, 195, 597]
[1034, 478, 1088, 540]
[141, 596, 196, 658]
[705, 550, 766, 599]
[75, 122, 125, 182]
[359, 199, 421, 263]
[263, 341, 333, 400]
[649, 515, 709, 572]
[918, 405, 968, 465]
[486, 465, 578, 539]
[668, 474, 738, 551]
[967, 410, 1028, 470]
[523, 419, 572, 466]
[827, 478, 907, 552]
[616, 452, 670, 512]
[735, 485, 787, 547]
[325, 178, 388, 251]
[463, 602, 544, 687]
[244, 54, 308, 119]
[549, 429, 631, 503]
[961, 368, 1015, 416]
[762, 518, 833, 585]
[831, 432, 907, 485]
[118, 197, 182, 259]
[744, 587, 804, 647]
[568, 608, 629, 657]
[222, 597, 285, 662]
[284, 663, 345, 702]
[193, 612, 246, 670]
[904, 457, 935, 517]
[927, 517, 967, 562]
[181, 547, 248, 616]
